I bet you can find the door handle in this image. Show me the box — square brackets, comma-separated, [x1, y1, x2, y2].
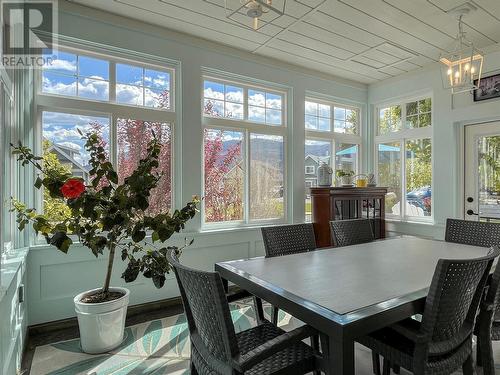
[467, 209, 479, 216]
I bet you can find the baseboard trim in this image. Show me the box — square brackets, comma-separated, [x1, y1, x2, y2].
[28, 295, 183, 336]
[28, 285, 244, 336]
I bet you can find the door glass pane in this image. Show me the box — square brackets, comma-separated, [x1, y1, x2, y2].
[478, 135, 500, 222]
[406, 139, 432, 217]
[305, 139, 331, 221]
[203, 129, 244, 223]
[250, 134, 284, 220]
[378, 142, 401, 216]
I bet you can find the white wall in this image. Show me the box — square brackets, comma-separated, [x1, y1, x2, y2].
[27, 2, 368, 324]
[368, 48, 500, 238]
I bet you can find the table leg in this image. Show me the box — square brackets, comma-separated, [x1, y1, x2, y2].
[221, 278, 229, 293]
[321, 333, 355, 375]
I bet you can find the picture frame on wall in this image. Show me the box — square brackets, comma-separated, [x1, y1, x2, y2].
[473, 73, 500, 102]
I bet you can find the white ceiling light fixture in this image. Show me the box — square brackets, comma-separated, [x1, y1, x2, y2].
[440, 2, 484, 95]
[225, 0, 286, 31]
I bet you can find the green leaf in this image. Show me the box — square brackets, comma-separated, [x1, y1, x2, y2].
[34, 177, 43, 189]
[151, 231, 160, 243]
[132, 230, 146, 243]
[50, 232, 72, 253]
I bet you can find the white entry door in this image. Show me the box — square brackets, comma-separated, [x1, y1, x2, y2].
[464, 122, 500, 222]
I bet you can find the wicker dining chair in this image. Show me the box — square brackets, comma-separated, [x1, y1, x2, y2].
[261, 224, 317, 325]
[330, 218, 374, 247]
[476, 260, 500, 375]
[166, 249, 321, 375]
[261, 223, 317, 258]
[357, 246, 500, 375]
[445, 218, 500, 374]
[445, 218, 500, 248]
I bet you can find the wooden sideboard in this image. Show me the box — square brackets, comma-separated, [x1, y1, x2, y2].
[310, 187, 388, 247]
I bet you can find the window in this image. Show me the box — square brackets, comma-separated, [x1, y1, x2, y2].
[38, 48, 177, 225]
[305, 100, 358, 134]
[117, 119, 172, 215]
[376, 97, 432, 220]
[304, 98, 362, 221]
[42, 50, 173, 110]
[1, 81, 13, 254]
[116, 64, 171, 109]
[203, 79, 283, 126]
[378, 105, 402, 135]
[202, 76, 287, 226]
[405, 99, 431, 129]
[42, 51, 109, 101]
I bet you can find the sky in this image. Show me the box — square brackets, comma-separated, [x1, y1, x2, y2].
[43, 51, 170, 108]
[43, 111, 110, 166]
[204, 80, 282, 125]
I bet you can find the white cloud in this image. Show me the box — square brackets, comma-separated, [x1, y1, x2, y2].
[43, 76, 76, 96]
[249, 91, 265, 107]
[45, 58, 76, 72]
[78, 78, 109, 100]
[305, 101, 318, 115]
[117, 84, 143, 105]
[249, 106, 265, 123]
[204, 87, 224, 100]
[225, 90, 243, 103]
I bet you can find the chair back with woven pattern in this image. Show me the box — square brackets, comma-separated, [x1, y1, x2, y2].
[330, 219, 374, 247]
[261, 223, 316, 257]
[445, 219, 500, 248]
[481, 259, 500, 318]
[167, 249, 238, 372]
[418, 247, 500, 356]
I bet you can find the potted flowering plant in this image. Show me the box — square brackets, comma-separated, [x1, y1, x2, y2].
[336, 169, 355, 186]
[11, 131, 198, 353]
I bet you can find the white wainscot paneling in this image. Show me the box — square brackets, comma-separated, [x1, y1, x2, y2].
[28, 228, 263, 325]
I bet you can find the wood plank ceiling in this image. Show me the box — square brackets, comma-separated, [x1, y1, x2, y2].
[68, 0, 500, 84]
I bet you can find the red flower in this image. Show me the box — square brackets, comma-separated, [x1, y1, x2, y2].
[61, 178, 86, 199]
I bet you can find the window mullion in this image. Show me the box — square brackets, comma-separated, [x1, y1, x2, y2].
[401, 137, 407, 220]
[244, 129, 250, 224]
[109, 61, 116, 103]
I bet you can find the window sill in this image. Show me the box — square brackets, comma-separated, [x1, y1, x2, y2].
[385, 217, 435, 225]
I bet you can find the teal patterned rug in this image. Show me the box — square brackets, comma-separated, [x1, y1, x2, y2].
[30, 300, 293, 375]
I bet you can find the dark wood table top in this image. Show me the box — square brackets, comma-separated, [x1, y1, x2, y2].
[216, 237, 491, 323]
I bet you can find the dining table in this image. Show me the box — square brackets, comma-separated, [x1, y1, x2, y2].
[215, 237, 492, 375]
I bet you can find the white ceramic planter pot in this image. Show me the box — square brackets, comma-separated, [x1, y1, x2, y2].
[74, 287, 130, 354]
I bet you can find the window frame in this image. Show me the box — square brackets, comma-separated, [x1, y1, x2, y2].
[1, 79, 14, 255]
[40, 47, 176, 112]
[34, 44, 180, 242]
[305, 165, 315, 174]
[201, 74, 289, 230]
[374, 93, 433, 223]
[304, 96, 363, 221]
[203, 76, 286, 127]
